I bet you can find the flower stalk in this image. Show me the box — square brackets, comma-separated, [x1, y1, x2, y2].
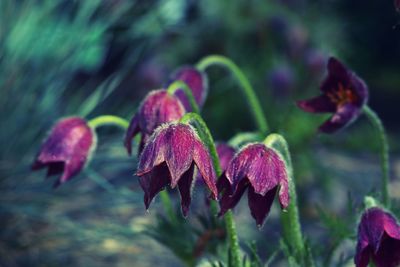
[263, 134, 306, 265]
[196, 55, 269, 133]
[88, 115, 129, 130]
[166, 80, 200, 114]
[180, 112, 241, 267]
[363, 105, 390, 208]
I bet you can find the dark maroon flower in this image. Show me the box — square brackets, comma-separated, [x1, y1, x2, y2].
[32, 117, 95, 187]
[167, 66, 208, 112]
[297, 57, 369, 133]
[396, 0, 400, 12]
[218, 143, 289, 227]
[124, 89, 186, 155]
[136, 123, 218, 216]
[355, 207, 400, 267]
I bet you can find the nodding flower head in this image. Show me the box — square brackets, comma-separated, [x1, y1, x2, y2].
[396, 0, 400, 12]
[124, 89, 186, 155]
[218, 143, 289, 227]
[32, 117, 95, 187]
[355, 207, 400, 267]
[167, 66, 208, 112]
[136, 123, 218, 216]
[297, 57, 368, 133]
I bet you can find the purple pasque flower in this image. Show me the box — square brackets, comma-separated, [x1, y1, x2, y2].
[32, 117, 95, 187]
[297, 57, 369, 133]
[396, 0, 400, 11]
[124, 89, 186, 155]
[136, 123, 218, 216]
[218, 143, 289, 227]
[167, 66, 208, 112]
[355, 207, 400, 267]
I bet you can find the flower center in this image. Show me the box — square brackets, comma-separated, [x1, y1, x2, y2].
[327, 83, 357, 107]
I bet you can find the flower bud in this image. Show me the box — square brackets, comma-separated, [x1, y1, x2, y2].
[218, 143, 289, 227]
[136, 123, 218, 216]
[124, 89, 186, 155]
[32, 117, 96, 187]
[355, 207, 400, 267]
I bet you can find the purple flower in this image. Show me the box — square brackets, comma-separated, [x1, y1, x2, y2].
[218, 143, 289, 227]
[396, 0, 400, 11]
[167, 66, 208, 112]
[355, 208, 400, 267]
[32, 117, 95, 187]
[297, 57, 369, 133]
[136, 123, 218, 216]
[124, 90, 186, 155]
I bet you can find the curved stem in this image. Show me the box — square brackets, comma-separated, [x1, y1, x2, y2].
[228, 131, 263, 149]
[264, 133, 306, 265]
[180, 112, 241, 267]
[88, 115, 129, 130]
[363, 105, 390, 208]
[167, 80, 200, 114]
[196, 55, 269, 133]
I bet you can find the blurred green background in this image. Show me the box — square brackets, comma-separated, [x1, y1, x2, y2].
[1, 0, 399, 266]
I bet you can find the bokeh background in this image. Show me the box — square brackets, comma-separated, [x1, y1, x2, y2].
[1, 0, 399, 266]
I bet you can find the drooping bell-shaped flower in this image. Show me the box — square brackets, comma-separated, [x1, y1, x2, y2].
[355, 207, 400, 267]
[218, 143, 289, 227]
[136, 123, 218, 216]
[124, 89, 186, 155]
[297, 57, 368, 133]
[395, 0, 400, 12]
[167, 66, 208, 112]
[32, 117, 96, 187]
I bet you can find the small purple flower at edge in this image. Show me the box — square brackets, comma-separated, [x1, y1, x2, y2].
[136, 123, 218, 216]
[218, 143, 289, 227]
[167, 66, 208, 112]
[124, 89, 186, 155]
[395, 0, 400, 12]
[32, 117, 95, 188]
[297, 57, 368, 133]
[355, 207, 400, 267]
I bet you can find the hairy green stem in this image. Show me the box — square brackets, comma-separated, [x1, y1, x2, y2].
[88, 115, 129, 130]
[196, 55, 269, 133]
[166, 80, 200, 114]
[264, 134, 306, 265]
[180, 112, 241, 267]
[363, 105, 390, 208]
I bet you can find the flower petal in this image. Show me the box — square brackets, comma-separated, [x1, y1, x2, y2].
[136, 126, 167, 176]
[178, 163, 195, 217]
[218, 178, 249, 217]
[321, 57, 350, 93]
[248, 186, 278, 227]
[138, 163, 171, 210]
[225, 144, 254, 188]
[164, 124, 195, 188]
[297, 94, 336, 113]
[319, 103, 360, 133]
[193, 139, 218, 199]
[124, 114, 140, 155]
[246, 145, 285, 196]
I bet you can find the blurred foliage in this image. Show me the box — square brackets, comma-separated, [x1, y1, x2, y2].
[1, 0, 399, 266]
